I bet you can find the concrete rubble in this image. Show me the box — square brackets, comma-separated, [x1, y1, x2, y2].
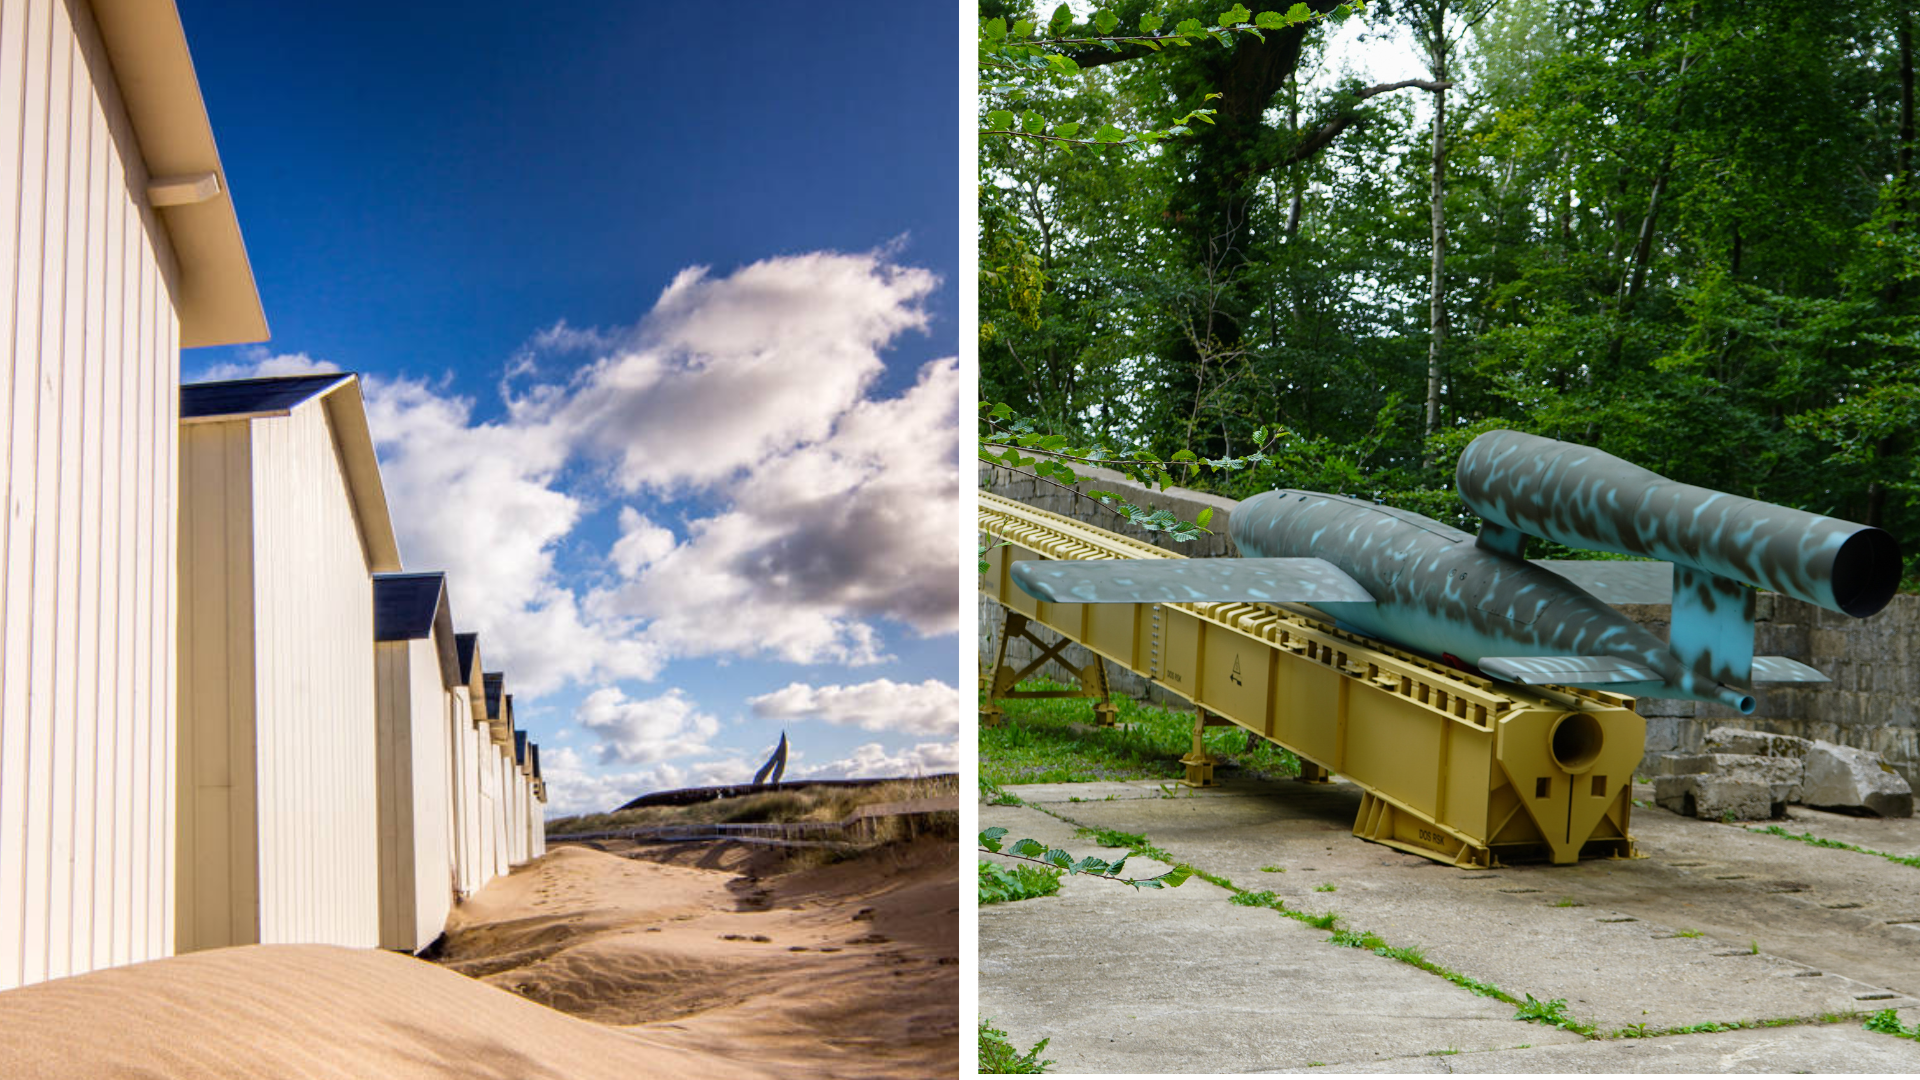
[1651, 728, 1912, 820]
[1803, 741, 1915, 819]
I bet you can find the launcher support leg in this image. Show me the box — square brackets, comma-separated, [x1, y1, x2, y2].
[985, 609, 1120, 727]
[1295, 759, 1331, 784]
[1180, 708, 1230, 788]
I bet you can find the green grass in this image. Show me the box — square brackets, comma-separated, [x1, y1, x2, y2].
[1259, 864, 1285, 873]
[1514, 994, 1594, 1035]
[979, 1019, 1053, 1073]
[1552, 896, 1582, 908]
[981, 679, 1300, 784]
[1075, 826, 1150, 850]
[1747, 824, 1920, 870]
[1314, 883, 1337, 893]
[1673, 928, 1703, 938]
[981, 779, 1024, 807]
[979, 861, 1064, 905]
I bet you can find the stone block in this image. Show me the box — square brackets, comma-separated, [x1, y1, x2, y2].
[1801, 741, 1914, 818]
[1653, 774, 1779, 822]
[1702, 727, 1810, 759]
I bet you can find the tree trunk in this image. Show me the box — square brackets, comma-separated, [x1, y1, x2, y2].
[1424, 10, 1450, 446]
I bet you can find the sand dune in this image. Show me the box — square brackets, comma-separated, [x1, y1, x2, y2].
[438, 837, 960, 1078]
[0, 837, 957, 1078]
[0, 942, 768, 1079]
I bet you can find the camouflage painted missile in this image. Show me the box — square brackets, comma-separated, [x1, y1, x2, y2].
[1009, 433, 1899, 713]
[1455, 430, 1901, 619]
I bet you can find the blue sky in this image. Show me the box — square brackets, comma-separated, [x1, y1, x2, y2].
[177, 2, 961, 815]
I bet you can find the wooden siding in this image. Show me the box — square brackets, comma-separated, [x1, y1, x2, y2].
[375, 639, 452, 952]
[246, 401, 378, 948]
[0, 0, 183, 990]
[175, 422, 254, 954]
[447, 691, 480, 897]
[178, 401, 379, 952]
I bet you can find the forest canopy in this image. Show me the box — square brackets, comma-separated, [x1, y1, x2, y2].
[980, 0, 1920, 584]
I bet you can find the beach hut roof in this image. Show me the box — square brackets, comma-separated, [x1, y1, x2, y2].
[454, 633, 479, 683]
[372, 573, 444, 641]
[483, 673, 504, 720]
[180, 374, 349, 419]
[180, 374, 401, 574]
[373, 573, 462, 688]
[91, 0, 267, 347]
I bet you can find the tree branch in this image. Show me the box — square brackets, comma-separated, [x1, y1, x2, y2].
[1271, 79, 1455, 169]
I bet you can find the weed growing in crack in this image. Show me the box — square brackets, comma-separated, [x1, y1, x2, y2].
[979, 1019, 1053, 1073]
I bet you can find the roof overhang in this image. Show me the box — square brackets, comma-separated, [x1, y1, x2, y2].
[317, 377, 402, 573]
[90, 0, 268, 347]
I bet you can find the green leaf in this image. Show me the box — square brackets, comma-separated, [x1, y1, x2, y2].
[1011, 18, 1035, 37]
[1170, 448, 1197, 461]
[1049, 3, 1074, 31]
[1196, 507, 1214, 529]
[1043, 848, 1073, 869]
[1092, 123, 1128, 143]
[1217, 3, 1252, 25]
[1094, 9, 1120, 34]
[1254, 10, 1286, 27]
[986, 109, 1016, 131]
[1286, 2, 1313, 22]
[1054, 121, 1081, 139]
[1139, 12, 1164, 32]
[1020, 110, 1046, 133]
[983, 17, 1008, 41]
[1009, 837, 1046, 858]
[1330, 3, 1353, 23]
[1174, 17, 1205, 36]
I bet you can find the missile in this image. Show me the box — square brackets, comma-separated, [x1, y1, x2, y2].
[1009, 432, 1902, 714]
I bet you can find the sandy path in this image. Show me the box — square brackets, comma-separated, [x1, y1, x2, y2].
[438, 837, 960, 1079]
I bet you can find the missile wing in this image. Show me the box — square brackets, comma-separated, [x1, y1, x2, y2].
[1011, 556, 1374, 606]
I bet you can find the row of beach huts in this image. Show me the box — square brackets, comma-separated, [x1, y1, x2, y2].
[0, 0, 545, 991]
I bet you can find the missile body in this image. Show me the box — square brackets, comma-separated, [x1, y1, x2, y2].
[1228, 490, 1749, 710]
[1010, 432, 1901, 714]
[1456, 431, 1900, 619]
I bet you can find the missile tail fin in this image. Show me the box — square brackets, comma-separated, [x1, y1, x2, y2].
[1480, 655, 1662, 686]
[1010, 557, 1374, 606]
[1749, 656, 1829, 685]
[1669, 565, 1755, 687]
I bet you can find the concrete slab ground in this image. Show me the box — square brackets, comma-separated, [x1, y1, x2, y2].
[977, 780, 1920, 1073]
[1281, 1024, 1920, 1072]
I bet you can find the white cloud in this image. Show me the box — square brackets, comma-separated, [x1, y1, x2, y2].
[748, 678, 958, 738]
[797, 741, 959, 780]
[195, 249, 955, 700]
[609, 508, 677, 577]
[575, 686, 720, 765]
[362, 376, 663, 696]
[590, 355, 960, 663]
[539, 253, 937, 493]
[539, 746, 684, 817]
[192, 349, 339, 382]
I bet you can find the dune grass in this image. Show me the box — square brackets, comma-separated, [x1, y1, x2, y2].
[547, 775, 957, 837]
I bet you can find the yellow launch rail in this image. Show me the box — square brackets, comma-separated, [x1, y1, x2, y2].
[980, 492, 1647, 868]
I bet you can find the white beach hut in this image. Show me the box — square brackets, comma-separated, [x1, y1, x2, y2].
[175, 373, 399, 953]
[0, 0, 267, 989]
[451, 632, 488, 897]
[372, 572, 460, 953]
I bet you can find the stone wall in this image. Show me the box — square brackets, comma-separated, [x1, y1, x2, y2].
[979, 465, 1920, 787]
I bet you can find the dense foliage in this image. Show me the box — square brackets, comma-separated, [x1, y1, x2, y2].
[981, 0, 1920, 583]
